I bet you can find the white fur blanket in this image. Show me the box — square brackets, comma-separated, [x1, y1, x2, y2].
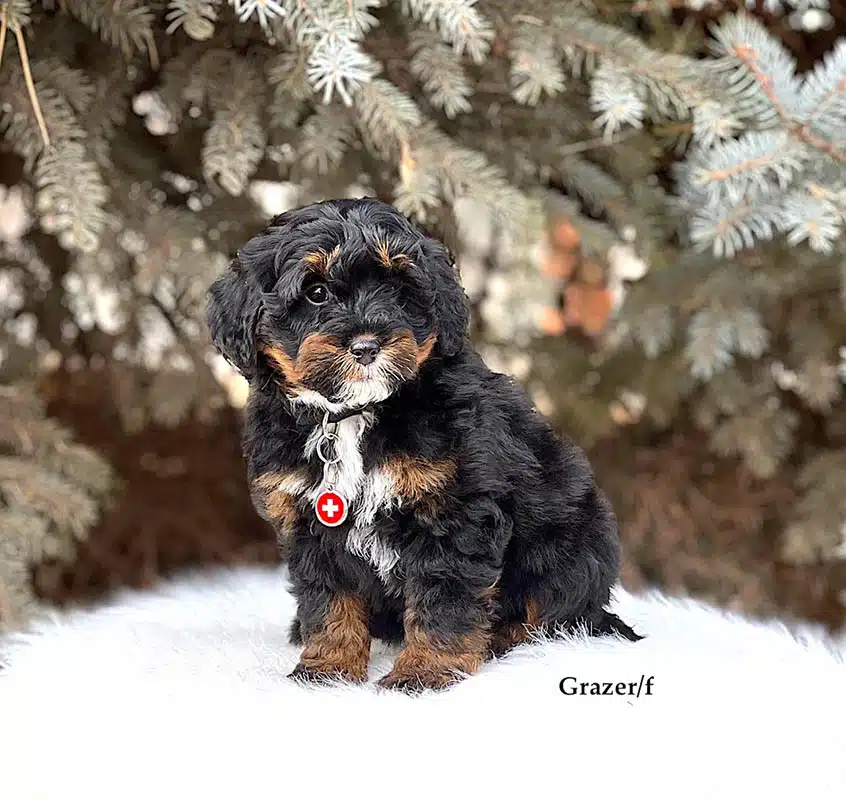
[1, 567, 844, 800]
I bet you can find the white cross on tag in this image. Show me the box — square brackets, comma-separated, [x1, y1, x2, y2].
[322, 498, 338, 516]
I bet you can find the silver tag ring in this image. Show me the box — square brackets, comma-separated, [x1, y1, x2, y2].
[317, 434, 342, 465]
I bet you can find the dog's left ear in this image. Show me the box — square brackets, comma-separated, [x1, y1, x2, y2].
[206, 257, 264, 378]
[422, 239, 470, 358]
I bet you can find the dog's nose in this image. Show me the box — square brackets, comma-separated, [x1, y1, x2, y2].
[349, 337, 381, 366]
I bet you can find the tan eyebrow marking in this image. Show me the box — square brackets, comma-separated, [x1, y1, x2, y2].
[302, 244, 341, 275]
[375, 237, 411, 269]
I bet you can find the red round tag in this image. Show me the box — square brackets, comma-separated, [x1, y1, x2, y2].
[315, 490, 348, 527]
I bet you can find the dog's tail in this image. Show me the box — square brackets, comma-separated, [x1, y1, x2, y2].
[592, 610, 644, 642]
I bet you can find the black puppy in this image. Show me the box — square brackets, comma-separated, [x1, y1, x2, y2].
[207, 198, 639, 692]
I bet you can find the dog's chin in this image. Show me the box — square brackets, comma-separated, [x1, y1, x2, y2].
[290, 374, 397, 414]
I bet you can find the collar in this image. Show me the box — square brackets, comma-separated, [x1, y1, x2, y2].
[324, 404, 376, 424]
[289, 399, 377, 426]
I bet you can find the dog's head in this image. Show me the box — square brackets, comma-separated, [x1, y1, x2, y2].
[207, 198, 469, 410]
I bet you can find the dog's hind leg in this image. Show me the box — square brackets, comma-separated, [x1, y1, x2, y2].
[488, 598, 546, 658]
[490, 593, 642, 653]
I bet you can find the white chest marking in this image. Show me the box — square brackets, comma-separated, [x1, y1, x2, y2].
[300, 413, 401, 580]
[304, 413, 369, 505]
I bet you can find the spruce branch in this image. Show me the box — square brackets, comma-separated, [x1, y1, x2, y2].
[38, 59, 96, 117]
[710, 402, 798, 479]
[712, 13, 846, 164]
[508, 20, 565, 106]
[284, 0, 383, 38]
[412, 123, 533, 234]
[203, 111, 266, 195]
[307, 27, 377, 104]
[689, 99, 743, 150]
[409, 29, 473, 118]
[1, 50, 108, 249]
[554, 126, 647, 157]
[590, 61, 646, 137]
[687, 194, 789, 257]
[783, 451, 846, 563]
[685, 307, 737, 380]
[330, 0, 383, 36]
[0, 510, 50, 625]
[167, 0, 221, 40]
[157, 47, 233, 124]
[34, 140, 108, 252]
[61, 0, 158, 67]
[557, 155, 627, 217]
[548, 9, 726, 120]
[145, 291, 218, 383]
[783, 188, 843, 252]
[0, 383, 115, 626]
[792, 358, 842, 412]
[687, 131, 806, 206]
[731, 307, 770, 358]
[0, 394, 113, 497]
[627, 304, 676, 360]
[229, 0, 287, 29]
[202, 57, 267, 194]
[0, 0, 30, 48]
[353, 78, 422, 157]
[297, 105, 354, 173]
[695, 367, 800, 479]
[393, 140, 441, 220]
[800, 40, 846, 136]
[274, 0, 380, 105]
[268, 48, 313, 101]
[401, 0, 494, 63]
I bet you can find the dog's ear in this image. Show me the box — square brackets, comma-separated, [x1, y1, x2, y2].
[423, 239, 470, 358]
[206, 257, 264, 378]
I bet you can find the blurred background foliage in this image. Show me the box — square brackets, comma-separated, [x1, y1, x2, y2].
[0, 0, 844, 631]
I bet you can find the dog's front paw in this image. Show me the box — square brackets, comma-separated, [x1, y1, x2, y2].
[376, 666, 464, 694]
[288, 662, 367, 686]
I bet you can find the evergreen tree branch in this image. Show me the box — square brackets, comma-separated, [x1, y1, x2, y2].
[734, 42, 845, 164]
[167, 0, 220, 40]
[409, 28, 473, 117]
[686, 131, 806, 207]
[61, 0, 158, 66]
[402, 0, 494, 62]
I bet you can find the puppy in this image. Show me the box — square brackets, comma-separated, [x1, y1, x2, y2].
[207, 198, 640, 692]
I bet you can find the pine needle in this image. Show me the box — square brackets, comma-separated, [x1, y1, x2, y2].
[14, 23, 50, 149]
[147, 30, 159, 71]
[399, 140, 416, 186]
[0, 5, 7, 70]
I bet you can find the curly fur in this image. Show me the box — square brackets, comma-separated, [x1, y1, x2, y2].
[207, 198, 640, 692]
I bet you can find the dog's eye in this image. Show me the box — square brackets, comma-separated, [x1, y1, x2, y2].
[305, 282, 330, 305]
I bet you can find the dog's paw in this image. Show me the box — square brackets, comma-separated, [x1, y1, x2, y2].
[376, 667, 464, 694]
[287, 662, 366, 686]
